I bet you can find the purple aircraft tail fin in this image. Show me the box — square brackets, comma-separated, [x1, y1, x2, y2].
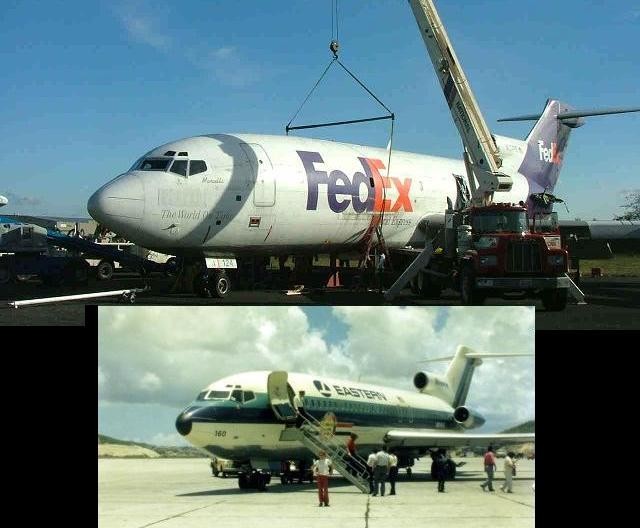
[517, 99, 580, 198]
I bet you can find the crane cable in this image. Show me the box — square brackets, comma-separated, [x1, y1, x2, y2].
[285, 0, 395, 269]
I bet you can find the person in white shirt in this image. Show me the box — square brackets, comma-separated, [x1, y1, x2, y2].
[366, 451, 377, 494]
[372, 446, 391, 496]
[500, 452, 516, 493]
[293, 390, 307, 427]
[388, 451, 399, 495]
[312, 451, 333, 506]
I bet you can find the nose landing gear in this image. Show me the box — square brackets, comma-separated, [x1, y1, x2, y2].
[238, 469, 271, 491]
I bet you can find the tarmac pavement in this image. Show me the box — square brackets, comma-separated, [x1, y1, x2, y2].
[98, 457, 535, 528]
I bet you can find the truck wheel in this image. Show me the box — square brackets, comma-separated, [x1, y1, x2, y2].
[418, 271, 442, 299]
[541, 289, 568, 311]
[460, 266, 474, 305]
[238, 474, 249, 490]
[460, 266, 484, 305]
[0, 261, 11, 284]
[212, 270, 231, 298]
[96, 260, 114, 281]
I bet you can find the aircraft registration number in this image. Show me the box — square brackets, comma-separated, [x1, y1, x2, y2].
[214, 430, 227, 437]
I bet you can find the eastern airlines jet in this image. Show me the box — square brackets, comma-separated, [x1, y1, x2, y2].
[175, 345, 533, 491]
[86, 99, 631, 295]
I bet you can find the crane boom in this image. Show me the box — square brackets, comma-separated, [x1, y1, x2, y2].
[408, 0, 512, 204]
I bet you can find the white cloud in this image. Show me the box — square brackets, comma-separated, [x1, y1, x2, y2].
[115, 1, 171, 51]
[98, 306, 534, 432]
[139, 372, 162, 392]
[212, 46, 236, 59]
[113, 4, 259, 88]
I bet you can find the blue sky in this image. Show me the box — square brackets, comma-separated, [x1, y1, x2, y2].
[98, 306, 534, 445]
[2, 0, 638, 220]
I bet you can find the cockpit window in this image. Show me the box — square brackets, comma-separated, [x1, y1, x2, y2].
[231, 389, 243, 403]
[190, 160, 207, 175]
[196, 390, 208, 401]
[170, 160, 188, 176]
[243, 391, 255, 403]
[204, 390, 230, 400]
[138, 158, 171, 171]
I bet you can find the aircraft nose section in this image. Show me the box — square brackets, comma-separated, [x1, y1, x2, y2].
[175, 411, 193, 436]
[87, 173, 144, 223]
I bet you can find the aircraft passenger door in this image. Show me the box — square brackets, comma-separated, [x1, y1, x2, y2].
[267, 371, 297, 422]
[240, 143, 275, 207]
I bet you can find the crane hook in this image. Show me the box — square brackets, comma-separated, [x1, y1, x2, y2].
[329, 40, 339, 58]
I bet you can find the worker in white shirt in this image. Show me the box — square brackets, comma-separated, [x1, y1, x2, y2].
[388, 451, 399, 495]
[372, 446, 391, 496]
[366, 451, 377, 494]
[500, 452, 516, 493]
[312, 451, 334, 507]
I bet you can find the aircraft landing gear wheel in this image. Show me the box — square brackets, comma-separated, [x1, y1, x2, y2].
[194, 272, 213, 298]
[164, 257, 178, 277]
[212, 270, 231, 298]
[406, 467, 412, 479]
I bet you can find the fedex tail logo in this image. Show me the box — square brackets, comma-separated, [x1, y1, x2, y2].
[537, 140, 561, 164]
[298, 151, 412, 213]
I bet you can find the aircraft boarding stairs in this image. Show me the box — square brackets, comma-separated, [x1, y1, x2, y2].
[279, 414, 370, 493]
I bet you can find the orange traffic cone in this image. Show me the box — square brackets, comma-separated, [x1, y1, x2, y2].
[326, 271, 342, 288]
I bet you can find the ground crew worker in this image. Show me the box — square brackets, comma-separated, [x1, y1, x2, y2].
[312, 450, 333, 507]
[372, 446, 390, 496]
[388, 451, 399, 495]
[480, 446, 497, 492]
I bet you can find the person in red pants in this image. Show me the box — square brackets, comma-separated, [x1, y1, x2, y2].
[312, 450, 334, 506]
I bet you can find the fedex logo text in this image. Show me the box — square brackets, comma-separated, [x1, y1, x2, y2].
[537, 140, 560, 164]
[298, 151, 413, 213]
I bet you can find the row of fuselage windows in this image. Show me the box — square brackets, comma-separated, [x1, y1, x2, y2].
[137, 157, 208, 177]
[305, 396, 448, 424]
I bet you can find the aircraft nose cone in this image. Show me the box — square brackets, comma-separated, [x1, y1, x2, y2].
[175, 412, 193, 436]
[87, 173, 144, 223]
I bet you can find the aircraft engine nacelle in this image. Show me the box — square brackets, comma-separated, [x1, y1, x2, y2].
[453, 406, 486, 429]
[413, 371, 453, 401]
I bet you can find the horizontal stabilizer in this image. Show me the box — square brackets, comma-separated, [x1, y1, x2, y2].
[419, 353, 532, 363]
[498, 106, 639, 122]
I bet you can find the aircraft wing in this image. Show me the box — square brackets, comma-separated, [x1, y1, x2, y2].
[384, 430, 534, 449]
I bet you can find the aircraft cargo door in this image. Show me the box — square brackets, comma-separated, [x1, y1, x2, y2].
[240, 143, 275, 207]
[267, 371, 297, 422]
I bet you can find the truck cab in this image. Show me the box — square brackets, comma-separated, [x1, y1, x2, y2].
[457, 203, 570, 310]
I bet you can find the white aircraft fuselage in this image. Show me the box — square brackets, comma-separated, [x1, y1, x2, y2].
[175, 370, 476, 464]
[88, 133, 532, 258]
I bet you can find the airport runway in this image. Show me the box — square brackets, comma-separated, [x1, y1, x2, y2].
[98, 457, 535, 528]
[2, 275, 638, 328]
